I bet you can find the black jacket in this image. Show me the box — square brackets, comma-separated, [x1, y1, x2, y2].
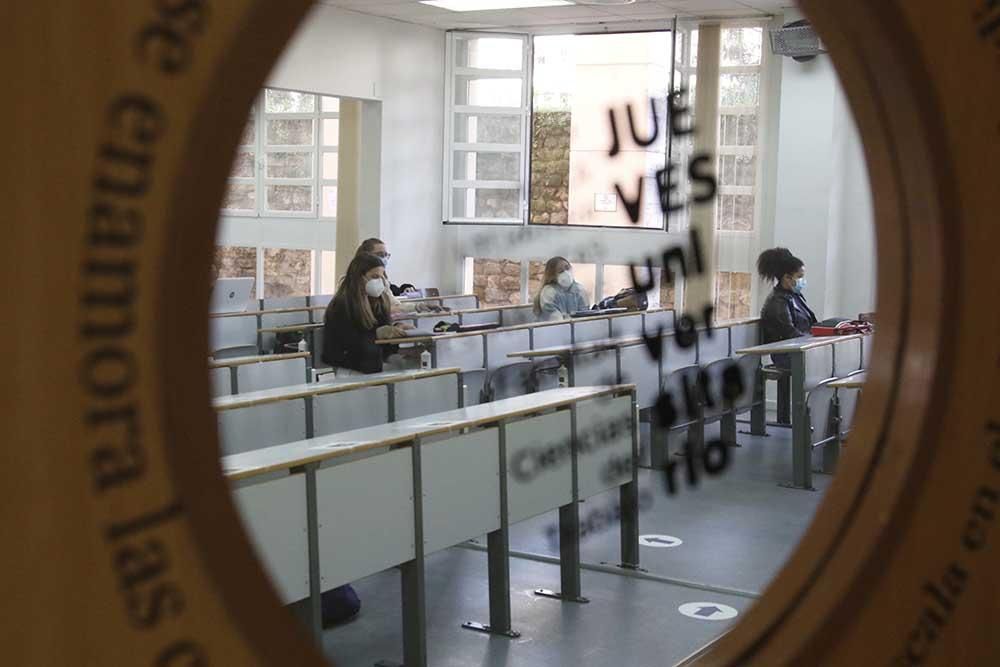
[760, 286, 817, 345]
[322, 295, 392, 373]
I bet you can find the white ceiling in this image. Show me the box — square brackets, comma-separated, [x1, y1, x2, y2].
[319, 0, 793, 32]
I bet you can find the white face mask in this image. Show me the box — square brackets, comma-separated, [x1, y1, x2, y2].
[557, 271, 574, 289]
[365, 277, 386, 298]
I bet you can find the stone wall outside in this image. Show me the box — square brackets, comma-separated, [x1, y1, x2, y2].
[472, 258, 523, 306]
[530, 111, 571, 225]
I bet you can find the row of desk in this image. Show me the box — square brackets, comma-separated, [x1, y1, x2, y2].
[222, 385, 640, 667]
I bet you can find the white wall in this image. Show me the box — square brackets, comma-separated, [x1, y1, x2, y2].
[216, 5, 450, 290]
[769, 10, 875, 319]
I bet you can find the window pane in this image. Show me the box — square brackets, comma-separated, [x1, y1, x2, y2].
[454, 36, 523, 70]
[454, 113, 521, 144]
[321, 96, 340, 112]
[265, 152, 312, 179]
[715, 271, 751, 321]
[321, 186, 338, 218]
[266, 185, 312, 212]
[530, 32, 671, 229]
[471, 258, 523, 307]
[322, 119, 339, 147]
[264, 248, 313, 298]
[212, 246, 258, 299]
[265, 89, 315, 113]
[230, 151, 255, 178]
[602, 264, 652, 300]
[239, 116, 255, 146]
[720, 112, 758, 146]
[322, 153, 339, 180]
[454, 76, 522, 107]
[733, 194, 755, 230]
[453, 151, 520, 181]
[266, 119, 313, 145]
[223, 183, 256, 211]
[720, 73, 759, 107]
[452, 187, 521, 220]
[718, 154, 756, 188]
[721, 27, 763, 66]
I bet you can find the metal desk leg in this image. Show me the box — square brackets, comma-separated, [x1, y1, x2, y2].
[787, 353, 814, 490]
[304, 464, 322, 641]
[822, 390, 842, 474]
[535, 406, 588, 603]
[394, 438, 428, 667]
[746, 363, 768, 436]
[464, 421, 521, 636]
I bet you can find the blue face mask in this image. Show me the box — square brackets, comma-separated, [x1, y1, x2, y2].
[794, 277, 807, 294]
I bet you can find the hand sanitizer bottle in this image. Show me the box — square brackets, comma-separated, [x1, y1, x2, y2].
[420, 349, 432, 370]
[558, 363, 569, 388]
[297, 337, 308, 353]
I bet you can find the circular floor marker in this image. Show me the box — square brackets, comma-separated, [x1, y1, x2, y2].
[678, 602, 739, 621]
[639, 534, 683, 548]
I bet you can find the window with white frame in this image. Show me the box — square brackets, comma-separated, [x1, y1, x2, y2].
[222, 88, 340, 219]
[444, 33, 531, 224]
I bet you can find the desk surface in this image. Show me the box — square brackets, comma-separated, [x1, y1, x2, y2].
[221, 384, 634, 480]
[208, 351, 311, 369]
[212, 367, 461, 411]
[736, 333, 868, 356]
[829, 372, 867, 389]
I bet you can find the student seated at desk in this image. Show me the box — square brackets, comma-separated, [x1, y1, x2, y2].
[532, 256, 590, 321]
[355, 238, 444, 315]
[323, 253, 409, 377]
[757, 247, 818, 423]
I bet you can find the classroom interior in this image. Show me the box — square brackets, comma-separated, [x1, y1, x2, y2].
[209, 1, 877, 665]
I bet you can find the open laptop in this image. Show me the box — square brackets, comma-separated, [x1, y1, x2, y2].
[209, 277, 255, 314]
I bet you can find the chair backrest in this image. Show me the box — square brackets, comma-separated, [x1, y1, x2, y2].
[210, 315, 258, 357]
[660, 364, 704, 428]
[235, 357, 310, 394]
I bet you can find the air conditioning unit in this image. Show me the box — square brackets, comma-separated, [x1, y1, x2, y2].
[769, 20, 826, 62]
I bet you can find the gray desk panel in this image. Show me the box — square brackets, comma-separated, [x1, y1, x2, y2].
[804, 347, 835, 391]
[394, 374, 460, 421]
[210, 367, 232, 398]
[435, 335, 485, 371]
[486, 329, 531, 370]
[573, 349, 619, 387]
[807, 385, 836, 446]
[316, 448, 415, 590]
[611, 313, 644, 339]
[313, 386, 389, 436]
[728, 323, 759, 356]
[218, 401, 307, 456]
[460, 310, 500, 326]
[861, 335, 874, 369]
[697, 328, 731, 366]
[263, 296, 309, 310]
[531, 323, 571, 350]
[662, 339, 697, 374]
[576, 395, 634, 500]
[573, 318, 612, 343]
[311, 294, 333, 309]
[500, 306, 535, 327]
[447, 296, 479, 311]
[643, 310, 675, 334]
[619, 344, 660, 410]
[232, 475, 309, 604]
[236, 357, 309, 394]
[422, 429, 501, 555]
[261, 311, 313, 354]
[506, 410, 574, 524]
[834, 338, 863, 376]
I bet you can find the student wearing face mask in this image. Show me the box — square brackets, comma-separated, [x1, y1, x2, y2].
[533, 256, 590, 321]
[757, 247, 818, 424]
[355, 238, 443, 314]
[322, 253, 408, 377]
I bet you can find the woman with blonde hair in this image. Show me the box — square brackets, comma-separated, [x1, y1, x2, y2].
[533, 256, 590, 321]
[322, 253, 408, 376]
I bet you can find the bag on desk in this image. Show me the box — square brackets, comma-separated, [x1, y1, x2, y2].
[273, 330, 305, 354]
[811, 319, 874, 336]
[595, 287, 648, 312]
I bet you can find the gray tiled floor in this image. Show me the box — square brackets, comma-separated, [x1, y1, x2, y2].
[316, 421, 833, 666]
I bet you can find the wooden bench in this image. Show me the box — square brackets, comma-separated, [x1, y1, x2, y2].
[221, 384, 638, 667]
